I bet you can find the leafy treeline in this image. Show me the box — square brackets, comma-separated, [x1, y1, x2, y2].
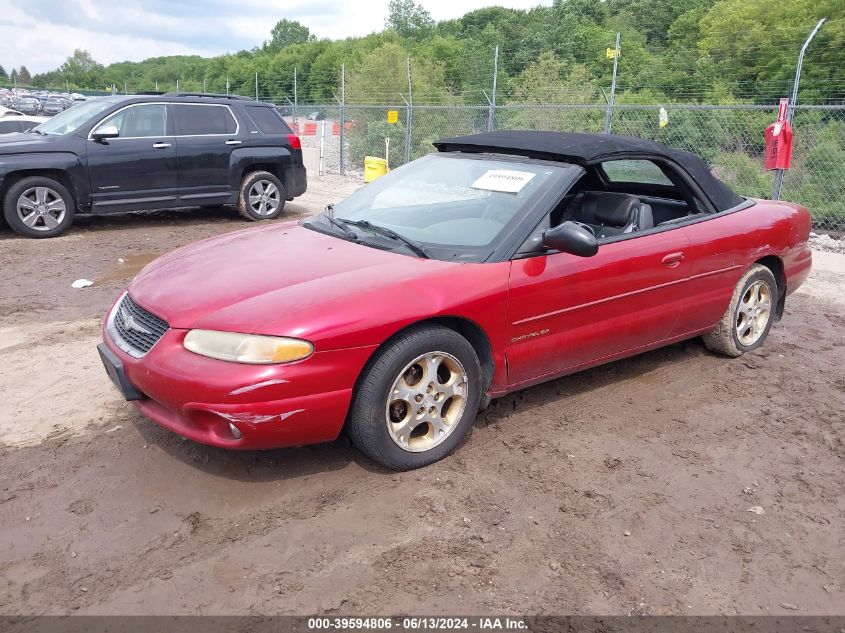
[14, 0, 845, 105]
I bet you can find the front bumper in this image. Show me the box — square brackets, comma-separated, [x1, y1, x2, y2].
[99, 320, 377, 450]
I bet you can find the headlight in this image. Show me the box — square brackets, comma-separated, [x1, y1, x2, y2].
[183, 330, 313, 364]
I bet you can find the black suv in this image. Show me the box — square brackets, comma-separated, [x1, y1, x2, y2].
[0, 93, 307, 238]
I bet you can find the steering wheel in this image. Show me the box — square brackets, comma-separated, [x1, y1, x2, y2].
[571, 221, 596, 236]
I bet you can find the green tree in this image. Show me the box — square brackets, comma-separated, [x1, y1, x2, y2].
[9, 68, 18, 84]
[266, 19, 314, 52]
[59, 49, 103, 88]
[0, 65, 7, 82]
[17, 65, 31, 84]
[386, 0, 434, 39]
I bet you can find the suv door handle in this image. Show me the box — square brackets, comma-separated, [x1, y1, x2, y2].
[225, 139, 242, 145]
[661, 252, 685, 267]
[152, 142, 171, 149]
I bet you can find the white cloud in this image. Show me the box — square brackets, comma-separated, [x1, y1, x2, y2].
[0, 0, 551, 74]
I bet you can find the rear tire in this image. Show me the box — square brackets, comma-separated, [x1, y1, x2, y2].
[347, 324, 482, 470]
[703, 264, 778, 357]
[237, 171, 286, 221]
[3, 176, 75, 238]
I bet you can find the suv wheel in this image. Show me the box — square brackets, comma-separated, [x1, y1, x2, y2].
[3, 176, 75, 238]
[238, 171, 286, 221]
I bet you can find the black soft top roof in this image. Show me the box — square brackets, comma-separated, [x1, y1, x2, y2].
[434, 130, 743, 212]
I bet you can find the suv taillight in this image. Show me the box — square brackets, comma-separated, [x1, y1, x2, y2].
[287, 134, 301, 150]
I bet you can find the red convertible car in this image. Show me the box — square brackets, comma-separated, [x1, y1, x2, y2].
[98, 131, 812, 470]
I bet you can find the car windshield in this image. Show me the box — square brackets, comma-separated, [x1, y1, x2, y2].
[324, 153, 567, 259]
[34, 98, 115, 136]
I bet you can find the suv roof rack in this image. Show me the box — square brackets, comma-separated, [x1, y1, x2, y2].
[162, 92, 253, 101]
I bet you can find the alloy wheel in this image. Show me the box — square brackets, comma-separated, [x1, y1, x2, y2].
[385, 351, 469, 453]
[247, 180, 280, 216]
[16, 186, 66, 232]
[735, 279, 772, 346]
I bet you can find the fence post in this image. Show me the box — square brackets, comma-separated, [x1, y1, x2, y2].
[772, 18, 825, 201]
[255, 72, 259, 101]
[226, 77, 229, 95]
[604, 32, 620, 134]
[487, 45, 499, 132]
[293, 67, 298, 128]
[339, 64, 346, 176]
[405, 57, 413, 165]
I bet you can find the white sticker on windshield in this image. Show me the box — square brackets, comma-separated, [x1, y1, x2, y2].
[471, 170, 536, 193]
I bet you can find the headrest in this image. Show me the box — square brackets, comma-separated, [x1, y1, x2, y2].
[582, 192, 640, 227]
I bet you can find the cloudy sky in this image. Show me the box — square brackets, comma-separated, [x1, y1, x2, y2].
[1, 0, 551, 74]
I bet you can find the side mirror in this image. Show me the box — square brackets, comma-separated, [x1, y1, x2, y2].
[91, 124, 119, 140]
[541, 221, 598, 257]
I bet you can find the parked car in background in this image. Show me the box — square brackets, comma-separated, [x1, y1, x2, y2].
[15, 97, 42, 115]
[0, 114, 48, 134]
[0, 92, 307, 237]
[306, 111, 326, 120]
[42, 96, 70, 115]
[97, 131, 812, 470]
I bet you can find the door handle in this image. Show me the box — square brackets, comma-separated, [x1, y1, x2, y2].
[661, 252, 685, 267]
[152, 142, 171, 149]
[225, 139, 242, 145]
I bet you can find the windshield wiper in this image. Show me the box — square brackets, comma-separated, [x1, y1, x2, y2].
[321, 205, 358, 240]
[338, 219, 429, 259]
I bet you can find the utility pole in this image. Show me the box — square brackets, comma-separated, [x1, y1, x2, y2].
[487, 45, 499, 132]
[405, 57, 413, 165]
[293, 67, 298, 128]
[604, 32, 620, 134]
[772, 18, 826, 200]
[339, 64, 346, 176]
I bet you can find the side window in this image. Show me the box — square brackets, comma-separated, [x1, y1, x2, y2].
[245, 106, 292, 134]
[173, 104, 237, 135]
[98, 104, 167, 138]
[601, 159, 674, 186]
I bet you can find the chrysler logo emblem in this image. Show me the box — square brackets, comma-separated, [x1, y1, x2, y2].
[119, 307, 151, 335]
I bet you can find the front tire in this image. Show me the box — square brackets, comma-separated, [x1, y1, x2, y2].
[703, 264, 778, 357]
[237, 171, 286, 221]
[347, 324, 482, 470]
[3, 176, 75, 238]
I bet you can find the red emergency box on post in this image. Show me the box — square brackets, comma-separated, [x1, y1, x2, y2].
[765, 98, 793, 170]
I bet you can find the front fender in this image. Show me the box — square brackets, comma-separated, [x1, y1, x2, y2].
[0, 152, 89, 207]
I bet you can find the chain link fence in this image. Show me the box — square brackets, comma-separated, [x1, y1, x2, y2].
[292, 101, 844, 233]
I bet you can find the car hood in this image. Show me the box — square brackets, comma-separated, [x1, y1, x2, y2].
[127, 221, 494, 348]
[0, 132, 58, 152]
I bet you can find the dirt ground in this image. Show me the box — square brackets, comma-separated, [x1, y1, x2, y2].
[0, 176, 842, 616]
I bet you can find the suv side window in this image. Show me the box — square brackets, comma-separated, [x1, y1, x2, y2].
[99, 104, 167, 138]
[245, 106, 292, 134]
[173, 104, 237, 135]
[601, 159, 674, 186]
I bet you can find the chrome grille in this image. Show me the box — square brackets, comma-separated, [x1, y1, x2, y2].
[108, 294, 169, 357]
